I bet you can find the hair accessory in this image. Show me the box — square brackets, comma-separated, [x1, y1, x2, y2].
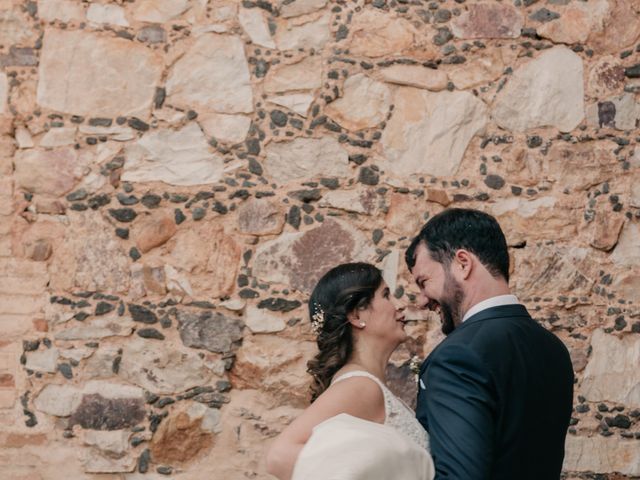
[311, 304, 325, 334]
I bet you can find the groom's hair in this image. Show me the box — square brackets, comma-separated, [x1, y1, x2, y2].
[405, 208, 510, 282]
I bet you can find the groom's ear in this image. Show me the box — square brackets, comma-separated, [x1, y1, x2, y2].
[453, 249, 473, 281]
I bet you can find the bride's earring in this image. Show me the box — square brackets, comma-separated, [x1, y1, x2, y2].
[359, 322, 365, 328]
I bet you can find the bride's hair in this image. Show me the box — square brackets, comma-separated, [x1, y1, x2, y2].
[306, 262, 383, 402]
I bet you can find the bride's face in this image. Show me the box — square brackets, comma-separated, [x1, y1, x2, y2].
[359, 281, 407, 345]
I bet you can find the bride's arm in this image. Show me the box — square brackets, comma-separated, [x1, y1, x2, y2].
[265, 377, 385, 480]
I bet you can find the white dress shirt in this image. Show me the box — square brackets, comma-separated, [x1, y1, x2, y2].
[462, 294, 520, 323]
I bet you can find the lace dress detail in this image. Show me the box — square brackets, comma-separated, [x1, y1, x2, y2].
[332, 370, 430, 451]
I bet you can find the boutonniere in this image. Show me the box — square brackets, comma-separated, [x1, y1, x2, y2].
[409, 355, 422, 381]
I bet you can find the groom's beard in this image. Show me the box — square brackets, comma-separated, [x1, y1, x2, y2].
[440, 271, 464, 335]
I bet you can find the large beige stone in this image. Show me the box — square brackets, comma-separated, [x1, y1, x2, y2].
[134, 211, 177, 253]
[512, 244, 593, 299]
[49, 212, 131, 293]
[380, 88, 488, 177]
[166, 34, 253, 114]
[253, 218, 374, 293]
[237, 198, 285, 236]
[37, 29, 162, 117]
[538, 0, 608, 45]
[588, 0, 640, 55]
[86, 3, 129, 27]
[131, 0, 190, 22]
[267, 93, 315, 117]
[123, 123, 225, 186]
[232, 334, 315, 407]
[580, 329, 640, 408]
[244, 306, 286, 333]
[14, 147, 85, 197]
[39, 127, 77, 148]
[54, 315, 134, 341]
[448, 49, 504, 90]
[34, 384, 81, 417]
[118, 337, 214, 395]
[564, 436, 640, 476]
[25, 347, 59, 373]
[586, 93, 640, 130]
[376, 65, 448, 91]
[166, 225, 240, 299]
[587, 55, 626, 99]
[37, 0, 85, 23]
[0, 8, 34, 45]
[319, 188, 377, 215]
[239, 7, 276, 49]
[611, 221, 640, 267]
[264, 56, 323, 94]
[492, 47, 584, 132]
[279, 0, 327, 18]
[198, 113, 251, 144]
[348, 9, 417, 57]
[451, 3, 522, 39]
[264, 136, 350, 183]
[275, 11, 331, 51]
[325, 74, 391, 131]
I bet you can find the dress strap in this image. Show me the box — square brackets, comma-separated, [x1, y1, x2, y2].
[332, 370, 387, 391]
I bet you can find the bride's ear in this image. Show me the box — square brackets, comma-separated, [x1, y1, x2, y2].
[347, 309, 366, 329]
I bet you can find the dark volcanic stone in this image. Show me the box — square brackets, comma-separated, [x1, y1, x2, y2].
[288, 189, 322, 202]
[137, 328, 165, 340]
[128, 117, 150, 131]
[138, 449, 151, 473]
[625, 64, 640, 78]
[129, 247, 141, 261]
[129, 304, 158, 324]
[246, 138, 261, 155]
[529, 8, 560, 23]
[95, 302, 115, 316]
[117, 193, 139, 206]
[248, 157, 263, 175]
[108, 208, 137, 223]
[358, 166, 379, 185]
[89, 118, 112, 127]
[23, 340, 40, 352]
[270, 110, 288, 127]
[74, 312, 90, 321]
[141, 194, 162, 209]
[287, 205, 301, 229]
[484, 174, 505, 190]
[336, 24, 349, 41]
[372, 229, 384, 245]
[526, 135, 543, 148]
[239, 288, 259, 299]
[88, 194, 111, 210]
[69, 394, 145, 430]
[58, 363, 73, 379]
[320, 178, 340, 190]
[433, 27, 453, 46]
[607, 414, 631, 429]
[115, 228, 129, 239]
[177, 311, 244, 353]
[174, 209, 186, 225]
[257, 297, 301, 312]
[66, 189, 88, 201]
[597, 101, 616, 128]
[154, 86, 166, 108]
[192, 207, 206, 221]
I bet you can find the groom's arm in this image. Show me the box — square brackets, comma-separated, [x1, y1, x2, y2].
[419, 344, 497, 479]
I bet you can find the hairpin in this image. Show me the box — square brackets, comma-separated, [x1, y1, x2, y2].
[311, 304, 325, 334]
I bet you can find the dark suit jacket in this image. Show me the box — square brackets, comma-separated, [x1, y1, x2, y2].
[416, 304, 574, 480]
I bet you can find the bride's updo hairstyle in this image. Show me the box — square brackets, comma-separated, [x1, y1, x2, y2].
[306, 262, 383, 402]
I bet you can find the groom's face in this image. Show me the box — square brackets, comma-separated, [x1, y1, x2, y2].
[411, 243, 465, 335]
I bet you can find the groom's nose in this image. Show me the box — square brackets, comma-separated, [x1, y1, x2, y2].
[416, 292, 430, 310]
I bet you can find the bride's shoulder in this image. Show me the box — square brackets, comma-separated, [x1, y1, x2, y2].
[315, 375, 385, 423]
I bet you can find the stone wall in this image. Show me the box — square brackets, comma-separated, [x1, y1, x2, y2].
[0, 0, 639, 478]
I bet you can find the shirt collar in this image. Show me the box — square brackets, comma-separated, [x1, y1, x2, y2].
[462, 294, 520, 323]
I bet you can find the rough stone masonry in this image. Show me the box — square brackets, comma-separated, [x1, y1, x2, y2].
[0, 0, 639, 478]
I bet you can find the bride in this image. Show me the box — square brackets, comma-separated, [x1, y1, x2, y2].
[266, 263, 434, 480]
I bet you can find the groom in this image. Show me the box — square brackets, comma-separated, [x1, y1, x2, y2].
[406, 208, 574, 479]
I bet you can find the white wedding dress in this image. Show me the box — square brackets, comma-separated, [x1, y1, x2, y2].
[291, 371, 434, 480]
